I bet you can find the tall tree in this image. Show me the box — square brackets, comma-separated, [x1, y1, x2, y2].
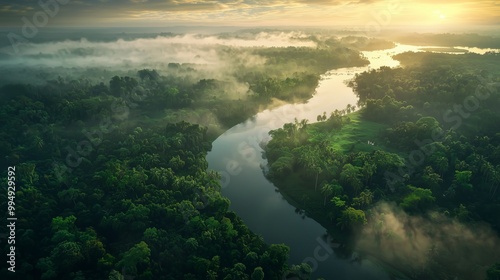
[321, 183, 334, 206]
[340, 163, 363, 195]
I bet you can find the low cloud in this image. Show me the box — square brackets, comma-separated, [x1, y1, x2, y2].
[356, 202, 500, 279]
[0, 31, 315, 84]
[1, 32, 315, 66]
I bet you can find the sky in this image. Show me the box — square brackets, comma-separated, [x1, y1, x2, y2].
[0, 0, 498, 29]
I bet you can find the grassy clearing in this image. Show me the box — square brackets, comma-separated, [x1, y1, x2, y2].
[308, 111, 390, 153]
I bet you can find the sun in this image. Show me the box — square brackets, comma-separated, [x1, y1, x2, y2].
[432, 10, 446, 21]
[433, 10, 447, 21]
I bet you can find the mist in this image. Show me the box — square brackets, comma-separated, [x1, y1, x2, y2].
[0, 31, 316, 67]
[0, 31, 317, 85]
[356, 202, 500, 279]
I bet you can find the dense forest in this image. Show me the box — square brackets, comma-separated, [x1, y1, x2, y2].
[3, 28, 499, 279]
[0, 37, 371, 279]
[264, 51, 500, 279]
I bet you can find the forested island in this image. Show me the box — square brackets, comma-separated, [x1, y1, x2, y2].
[0, 34, 372, 279]
[264, 50, 500, 279]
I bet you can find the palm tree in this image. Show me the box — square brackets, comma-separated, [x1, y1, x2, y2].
[34, 135, 45, 149]
[358, 190, 374, 207]
[321, 184, 334, 206]
[491, 166, 500, 196]
[362, 162, 376, 185]
[299, 118, 309, 129]
[321, 112, 327, 121]
[340, 163, 362, 195]
[314, 166, 322, 191]
[480, 161, 495, 185]
[297, 146, 322, 191]
[346, 104, 352, 114]
[435, 157, 448, 177]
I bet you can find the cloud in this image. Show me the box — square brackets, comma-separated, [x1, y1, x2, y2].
[0, 1, 498, 31]
[356, 202, 500, 279]
[0, 0, 383, 26]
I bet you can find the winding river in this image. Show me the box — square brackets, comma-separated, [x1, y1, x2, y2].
[206, 44, 495, 279]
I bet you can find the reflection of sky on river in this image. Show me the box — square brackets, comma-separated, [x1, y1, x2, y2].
[365, 44, 500, 70]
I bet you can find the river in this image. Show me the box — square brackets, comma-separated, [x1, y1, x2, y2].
[205, 43, 496, 279]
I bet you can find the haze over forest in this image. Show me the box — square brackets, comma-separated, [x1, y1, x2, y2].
[1, 0, 500, 280]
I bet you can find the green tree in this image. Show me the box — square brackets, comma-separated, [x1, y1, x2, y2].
[321, 183, 334, 206]
[283, 263, 312, 280]
[362, 161, 376, 185]
[453, 170, 473, 190]
[295, 145, 323, 190]
[340, 163, 363, 195]
[117, 241, 151, 276]
[244, 252, 259, 269]
[51, 215, 77, 232]
[268, 244, 289, 267]
[251, 267, 265, 280]
[36, 257, 57, 279]
[337, 207, 367, 230]
[421, 166, 442, 193]
[270, 155, 294, 177]
[184, 237, 199, 253]
[82, 239, 106, 265]
[486, 263, 500, 280]
[330, 196, 347, 210]
[415, 116, 442, 139]
[400, 185, 435, 213]
[109, 270, 125, 280]
[17, 162, 39, 185]
[223, 263, 248, 280]
[50, 241, 84, 273]
[57, 188, 84, 206]
[352, 190, 374, 208]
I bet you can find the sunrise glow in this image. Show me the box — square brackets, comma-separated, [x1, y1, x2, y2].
[0, 0, 498, 29]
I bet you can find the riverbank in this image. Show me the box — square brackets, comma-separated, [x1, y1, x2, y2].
[418, 47, 468, 53]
